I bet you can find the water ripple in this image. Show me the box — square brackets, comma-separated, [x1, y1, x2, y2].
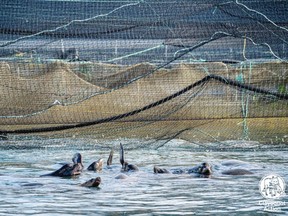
[0, 139, 287, 215]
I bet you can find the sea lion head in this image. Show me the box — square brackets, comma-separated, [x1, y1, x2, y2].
[68, 163, 83, 176]
[198, 162, 212, 175]
[87, 158, 104, 172]
[81, 177, 101, 187]
[72, 153, 83, 164]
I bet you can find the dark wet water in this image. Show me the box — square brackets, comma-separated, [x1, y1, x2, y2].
[0, 139, 287, 215]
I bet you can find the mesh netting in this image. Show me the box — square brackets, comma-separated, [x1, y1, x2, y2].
[0, 0, 287, 147]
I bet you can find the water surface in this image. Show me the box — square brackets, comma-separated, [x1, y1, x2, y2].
[0, 138, 287, 215]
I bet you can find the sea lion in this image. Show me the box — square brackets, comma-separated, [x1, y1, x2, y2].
[221, 168, 253, 175]
[87, 158, 103, 172]
[115, 173, 129, 179]
[221, 160, 254, 175]
[120, 143, 139, 172]
[154, 162, 253, 177]
[154, 162, 212, 177]
[41, 153, 83, 177]
[81, 177, 101, 187]
[85, 149, 114, 172]
[107, 149, 114, 166]
[186, 162, 212, 176]
[154, 166, 170, 174]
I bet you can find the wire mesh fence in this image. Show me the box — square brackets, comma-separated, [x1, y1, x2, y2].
[0, 0, 287, 147]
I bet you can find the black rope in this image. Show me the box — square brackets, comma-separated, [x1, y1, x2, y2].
[0, 74, 287, 134]
[209, 74, 288, 99]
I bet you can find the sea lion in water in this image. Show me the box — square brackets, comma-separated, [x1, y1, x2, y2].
[221, 168, 253, 175]
[88, 148, 114, 172]
[107, 149, 114, 166]
[81, 177, 101, 187]
[154, 162, 253, 176]
[154, 166, 170, 174]
[120, 143, 139, 172]
[87, 158, 103, 172]
[221, 160, 254, 175]
[186, 162, 212, 176]
[154, 162, 212, 177]
[41, 153, 83, 177]
[115, 173, 129, 179]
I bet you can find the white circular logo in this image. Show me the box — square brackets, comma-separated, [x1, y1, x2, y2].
[259, 174, 286, 199]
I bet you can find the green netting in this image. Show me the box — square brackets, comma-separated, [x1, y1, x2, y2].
[0, 0, 287, 147]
